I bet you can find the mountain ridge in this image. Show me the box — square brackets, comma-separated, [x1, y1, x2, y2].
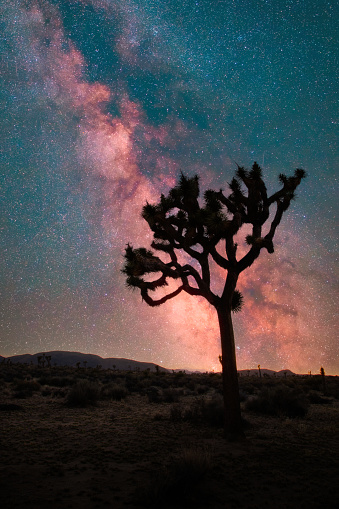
[0, 350, 297, 375]
[0, 351, 169, 372]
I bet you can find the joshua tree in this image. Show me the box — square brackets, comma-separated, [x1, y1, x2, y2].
[122, 163, 306, 438]
[320, 366, 326, 394]
[258, 364, 262, 378]
[46, 355, 51, 368]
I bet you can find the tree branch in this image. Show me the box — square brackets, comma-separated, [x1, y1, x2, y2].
[210, 245, 231, 270]
[265, 200, 285, 242]
[141, 286, 184, 307]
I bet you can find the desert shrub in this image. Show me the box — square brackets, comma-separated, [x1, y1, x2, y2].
[101, 382, 128, 401]
[14, 379, 41, 392]
[125, 374, 144, 393]
[13, 379, 41, 398]
[199, 395, 224, 426]
[302, 376, 322, 391]
[38, 375, 75, 387]
[196, 384, 210, 395]
[325, 379, 339, 400]
[147, 386, 163, 403]
[244, 386, 309, 418]
[139, 446, 211, 506]
[0, 403, 25, 411]
[66, 379, 100, 407]
[307, 390, 332, 404]
[41, 388, 53, 397]
[162, 387, 181, 403]
[170, 395, 224, 427]
[169, 403, 184, 422]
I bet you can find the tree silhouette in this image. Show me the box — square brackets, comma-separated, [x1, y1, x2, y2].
[122, 163, 306, 438]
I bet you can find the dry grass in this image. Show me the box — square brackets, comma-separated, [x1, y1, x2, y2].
[0, 366, 338, 508]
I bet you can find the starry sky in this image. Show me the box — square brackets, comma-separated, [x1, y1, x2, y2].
[1, 0, 338, 374]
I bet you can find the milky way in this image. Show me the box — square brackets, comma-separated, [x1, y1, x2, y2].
[1, 0, 337, 373]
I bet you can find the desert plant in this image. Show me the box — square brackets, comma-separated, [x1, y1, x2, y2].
[320, 366, 327, 394]
[307, 390, 331, 405]
[13, 379, 41, 398]
[139, 446, 211, 506]
[123, 165, 306, 438]
[244, 385, 309, 418]
[162, 387, 181, 403]
[66, 379, 100, 407]
[147, 386, 163, 403]
[197, 394, 224, 427]
[101, 382, 128, 401]
[38, 375, 75, 387]
[169, 395, 224, 427]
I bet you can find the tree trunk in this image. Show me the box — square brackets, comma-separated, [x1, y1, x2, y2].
[217, 306, 244, 440]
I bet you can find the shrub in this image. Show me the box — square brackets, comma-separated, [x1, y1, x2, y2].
[307, 390, 331, 404]
[170, 394, 224, 427]
[66, 379, 100, 407]
[169, 403, 184, 422]
[14, 379, 41, 392]
[0, 403, 25, 411]
[162, 388, 180, 403]
[39, 375, 75, 387]
[199, 394, 224, 426]
[13, 379, 41, 398]
[101, 382, 128, 401]
[244, 385, 309, 418]
[147, 386, 163, 403]
[139, 446, 211, 506]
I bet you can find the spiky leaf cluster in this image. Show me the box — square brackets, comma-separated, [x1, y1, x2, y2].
[123, 163, 306, 309]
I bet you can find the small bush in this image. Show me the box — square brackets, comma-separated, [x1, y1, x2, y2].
[14, 379, 41, 392]
[66, 379, 100, 407]
[199, 395, 224, 426]
[162, 388, 180, 403]
[170, 395, 224, 427]
[244, 386, 309, 418]
[101, 382, 128, 401]
[147, 386, 163, 403]
[139, 447, 211, 506]
[307, 390, 331, 404]
[170, 403, 184, 422]
[39, 376, 75, 387]
[13, 379, 41, 398]
[0, 403, 25, 411]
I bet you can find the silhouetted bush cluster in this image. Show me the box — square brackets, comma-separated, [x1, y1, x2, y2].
[66, 379, 100, 407]
[101, 382, 128, 401]
[170, 394, 224, 427]
[139, 446, 211, 506]
[1, 362, 338, 420]
[39, 375, 75, 387]
[244, 386, 309, 417]
[147, 386, 182, 403]
[13, 379, 41, 398]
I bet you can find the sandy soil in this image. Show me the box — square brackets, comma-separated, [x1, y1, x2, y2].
[1, 382, 338, 508]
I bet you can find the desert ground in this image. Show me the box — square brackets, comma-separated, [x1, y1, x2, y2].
[0, 365, 338, 509]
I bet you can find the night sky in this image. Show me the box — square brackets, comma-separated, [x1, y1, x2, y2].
[1, 0, 338, 374]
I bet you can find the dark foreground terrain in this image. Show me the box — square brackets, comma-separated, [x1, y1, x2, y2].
[0, 364, 338, 508]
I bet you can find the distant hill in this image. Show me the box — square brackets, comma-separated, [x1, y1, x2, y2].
[0, 351, 300, 376]
[0, 351, 169, 372]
